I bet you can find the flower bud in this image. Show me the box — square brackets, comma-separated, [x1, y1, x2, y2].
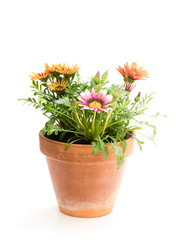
[134, 92, 141, 102]
[95, 71, 100, 78]
[72, 98, 75, 103]
[125, 82, 136, 92]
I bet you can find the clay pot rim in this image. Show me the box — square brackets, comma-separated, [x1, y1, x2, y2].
[39, 131, 135, 148]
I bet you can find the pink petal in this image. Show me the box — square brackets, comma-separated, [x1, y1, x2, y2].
[80, 95, 90, 102]
[91, 88, 96, 99]
[97, 89, 104, 99]
[100, 108, 109, 112]
[80, 90, 91, 101]
[103, 94, 113, 104]
[95, 108, 101, 113]
[80, 106, 92, 110]
[101, 106, 112, 112]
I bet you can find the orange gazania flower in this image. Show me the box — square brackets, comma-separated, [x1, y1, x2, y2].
[47, 80, 69, 91]
[29, 65, 50, 80]
[45, 63, 79, 75]
[116, 62, 149, 82]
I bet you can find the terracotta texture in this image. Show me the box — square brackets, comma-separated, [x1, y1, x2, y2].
[39, 132, 135, 218]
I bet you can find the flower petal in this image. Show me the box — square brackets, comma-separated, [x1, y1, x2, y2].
[78, 88, 113, 113]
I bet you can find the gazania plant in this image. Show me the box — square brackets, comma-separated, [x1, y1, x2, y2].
[19, 62, 160, 168]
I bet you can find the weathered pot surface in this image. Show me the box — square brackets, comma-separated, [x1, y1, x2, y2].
[39, 132, 135, 218]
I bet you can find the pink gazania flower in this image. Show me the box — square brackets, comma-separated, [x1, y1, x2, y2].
[78, 88, 113, 113]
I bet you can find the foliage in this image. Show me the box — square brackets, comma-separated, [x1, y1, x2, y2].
[19, 62, 162, 169]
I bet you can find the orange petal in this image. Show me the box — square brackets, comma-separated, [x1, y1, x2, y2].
[124, 62, 129, 73]
[116, 66, 124, 75]
[130, 62, 137, 69]
[141, 70, 149, 78]
[137, 66, 143, 72]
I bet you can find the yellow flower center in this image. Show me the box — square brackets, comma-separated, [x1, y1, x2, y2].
[89, 101, 102, 108]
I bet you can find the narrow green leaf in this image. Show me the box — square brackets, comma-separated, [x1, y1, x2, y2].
[59, 131, 67, 140]
[64, 139, 80, 151]
[101, 71, 109, 82]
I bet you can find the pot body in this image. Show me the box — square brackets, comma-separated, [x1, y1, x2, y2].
[39, 132, 135, 218]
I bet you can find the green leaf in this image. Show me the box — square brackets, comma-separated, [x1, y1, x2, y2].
[92, 137, 109, 160]
[135, 137, 144, 151]
[45, 118, 55, 127]
[54, 130, 58, 135]
[121, 139, 127, 153]
[111, 142, 124, 169]
[116, 128, 126, 140]
[91, 141, 98, 155]
[91, 142, 97, 148]
[101, 71, 109, 82]
[92, 148, 98, 155]
[64, 139, 81, 151]
[122, 99, 131, 108]
[128, 126, 142, 131]
[138, 143, 142, 151]
[55, 98, 71, 106]
[35, 104, 42, 109]
[34, 91, 43, 96]
[102, 135, 109, 141]
[103, 145, 109, 160]
[40, 128, 47, 135]
[47, 129, 54, 135]
[116, 154, 124, 169]
[59, 131, 67, 140]
[97, 144, 102, 153]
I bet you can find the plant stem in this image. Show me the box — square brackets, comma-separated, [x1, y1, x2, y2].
[101, 110, 112, 137]
[74, 109, 86, 132]
[92, 111, 96, 135]
[130, 102, 137, 111]
[82, 110, 88, 129]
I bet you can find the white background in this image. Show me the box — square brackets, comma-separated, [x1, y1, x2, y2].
[0, 0, 176, 239]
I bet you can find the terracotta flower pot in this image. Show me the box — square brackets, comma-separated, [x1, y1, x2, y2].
[39, 132, 135, 218]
